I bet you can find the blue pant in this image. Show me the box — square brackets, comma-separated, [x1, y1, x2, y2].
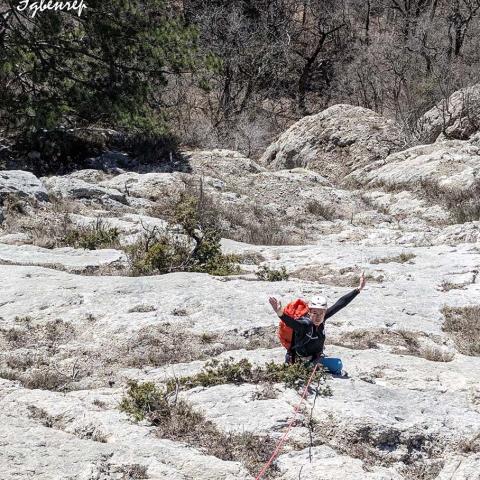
[285, 352, 343, 374]
[314, 356, 343, 374]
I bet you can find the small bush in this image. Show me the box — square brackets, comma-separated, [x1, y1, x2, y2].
[117, 464, 149, 479]
[166, 358, 331, 395]
[371, 252, 416, 264]
[458, 432, 480, 454]
[0, 319, 79, 391]
[200, 333, 215, 344]
[128, 305, 156, 313]
[442, 305, 480, 356]
[331, 328, 453, 362]
[419, 178, 480, 224]
[119, 381, 169, 422]
[256, 265, 289, 281]
[306, 200, 336, 220]
[63, 220, 120, 250]
[127, 192, 240, 276]
[419, 346, 454, 363]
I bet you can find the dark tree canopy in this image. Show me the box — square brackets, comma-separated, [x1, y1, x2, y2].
[0, 0, 199, 136]
[1, 0, 480, 161]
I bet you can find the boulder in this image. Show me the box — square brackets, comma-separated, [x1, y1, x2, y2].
[183, 149, 266, 181]
[99, 171, 186, 205]
[260, 104, 404, 183]
[0, 170, 49, 201]
[418, 84, 480, 143]
[42, 176, 127, 204]
[0, 232, 32, 245]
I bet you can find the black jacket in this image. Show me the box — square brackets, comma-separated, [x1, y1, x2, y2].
[280, 289, 359, 356]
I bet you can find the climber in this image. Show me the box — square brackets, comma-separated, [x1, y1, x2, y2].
[268, 272, 366, 373]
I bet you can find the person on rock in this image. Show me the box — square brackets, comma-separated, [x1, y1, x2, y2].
[268, 272, 366, 373]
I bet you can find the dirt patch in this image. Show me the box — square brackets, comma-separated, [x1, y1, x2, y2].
[442, 305, 480, 356]
[330, 328, 453, 362]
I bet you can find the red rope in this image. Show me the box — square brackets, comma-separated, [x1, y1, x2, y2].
[254, 363, 319, 480]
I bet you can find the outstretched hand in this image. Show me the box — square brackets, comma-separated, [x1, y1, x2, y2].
[358, 271, 367, 291]
[269, 297, 282, 315]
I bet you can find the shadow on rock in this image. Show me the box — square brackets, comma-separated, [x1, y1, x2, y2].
[6, 128, 192, 176]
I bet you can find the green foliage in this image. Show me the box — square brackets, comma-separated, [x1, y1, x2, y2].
[127, 189, 240, 276]
[62, 222, 120, 250]
[119, 378, 280, 477]
[119, 381, 169, 422]
[256, 265, 289, 281]
[126, 232, 189, 276]
[261, 361, 331, 391]
[167, 358, 254, 392]
[1, 0, 200, 140]
[166, 357, 331, 396]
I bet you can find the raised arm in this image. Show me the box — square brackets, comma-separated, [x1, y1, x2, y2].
[269, 297, 306, 332]
[325, 272, 366, 320]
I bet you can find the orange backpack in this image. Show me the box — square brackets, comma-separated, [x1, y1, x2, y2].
[278, 299, 310, 349]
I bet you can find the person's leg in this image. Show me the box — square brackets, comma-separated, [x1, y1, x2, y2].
[285, 349, 298, 364]
[285, 350, 293, 364]
[319, 356, 343, 374]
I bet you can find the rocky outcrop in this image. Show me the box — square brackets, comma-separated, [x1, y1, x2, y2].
[99, 171, 185, 203]
[349, 139, 480, 193]
[418, 84, 480, 143]
[0, 170, 49, 201]
[260, 104, 405, 183]
[437, 454, 480, 480]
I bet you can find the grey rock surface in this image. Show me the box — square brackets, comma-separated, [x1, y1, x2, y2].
[0, 243, 126, 273]
[0, 170, 49, 201]
[42, 176, 127, 204]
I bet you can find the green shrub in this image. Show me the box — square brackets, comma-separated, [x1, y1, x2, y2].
[166, 358, 331, 396]
[127, 192, 240, 276]
[256, 265, 289, 281]
[119, 381, 169, 422]
[62, 220, 120, 250]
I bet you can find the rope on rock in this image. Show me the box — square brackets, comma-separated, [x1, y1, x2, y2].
[254, 363, 320, 480]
